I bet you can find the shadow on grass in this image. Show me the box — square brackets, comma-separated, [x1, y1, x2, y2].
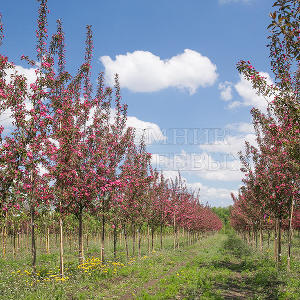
[188, 234, 282, 299]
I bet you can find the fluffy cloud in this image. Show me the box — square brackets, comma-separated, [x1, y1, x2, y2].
[219, 72, 273, 112]
[225, 122, 255, 133]
[199, 133, 257, 155]
[159, 170, 235, 206]
[188, 181, 236, 207]
[151, 151, 242, 182]
[0, 65, 37, 135]
[100, 49, 218, 94]
[4, 64, 37, 86]
[234, 73, 273, 111]
[218, 81, 232, 101]
[126, 116, 166, 144]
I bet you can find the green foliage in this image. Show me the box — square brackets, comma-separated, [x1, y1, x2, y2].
[212, 206, 231, 232]
[222, 233, 251, 258]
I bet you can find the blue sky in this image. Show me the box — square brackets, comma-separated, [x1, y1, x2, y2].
[0, 0, 275, 206]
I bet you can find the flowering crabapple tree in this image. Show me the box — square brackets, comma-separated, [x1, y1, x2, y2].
[233, 0, 299, 269]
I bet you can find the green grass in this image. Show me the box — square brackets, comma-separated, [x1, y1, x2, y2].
[0, 232, 299, 299]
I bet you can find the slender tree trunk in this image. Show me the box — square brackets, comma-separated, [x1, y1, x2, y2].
[160, 224, 163, 250]
[259, 222, 263, 253]
[277, 218, 282, 265]
[151, 227, 154, 251]
[274, 219, 278, 262]
[101, 214, 105, 262]
[113, 225, 117, 260]
[123, 224, 129, 260]
[45, 226, 50, 254]
[78, 209, 84, 264]
[138, 226, 141, 258]
[287, 197, 295, 272]
[255, 229, 258, 249]
[173, 214, 176, 250]
[17, 230, 20, 252]
[13, 226, 16, 257]
[2, 211, 7, 258]
[30, 206, 37, 273]
[132, 224, 136, 256]
[59, 215, 64, 277]
[147, 225, 150, 254]
[267, 229, 270, 248]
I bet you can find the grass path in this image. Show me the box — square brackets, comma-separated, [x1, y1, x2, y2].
[132, 233, 300, 299]
[1, 232, 299, 299]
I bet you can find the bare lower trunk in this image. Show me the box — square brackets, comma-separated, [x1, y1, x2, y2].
[113, 226, 117, 260]
[259, 223, 263, 252]
[101, 214, 105, 262]
[173, 214, 176, 250]
[78, 209, 84, 264]
[138, 226, 141, 257]
[2, 211, 7, 258]
[151, 227, 154, 251]
[147, 225, 150, 254]
[287, 198, 295, 272]
[13, 226, 16, 257]
[59, 215, 64, 277]
[132, 224, 136, 256]
[31, 206, 37, 273]
[277, 218, 282, 265]
[123, 225, 129, 260]
[274, 219, 278, 262]
[160, 224, 163, 250]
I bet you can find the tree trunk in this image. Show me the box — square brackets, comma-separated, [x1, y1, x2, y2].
[46, 226, 50, 254]
[147, 225, 150, 254]
[287, 197, 295, 272]
[138, 226, 141, 257]
[113, 225, 117, 260]
[13, 226, 16, 257]
[2, 211, 7, 258]
[277, 218, 282, 265]
[151, 227, 154, 251]
[274, 219, 278, 262]
[123, 224, 129, 260]
[59, 215, 64, 277]
[101, 214, 105, 262]
[160, 224, 163, 250]
[31, 206, 37, 273]
[259, 222, 263, 253]
[132, 224, 136, 256]
[78, 209, 84, 264]
[173, 214, 176, 250]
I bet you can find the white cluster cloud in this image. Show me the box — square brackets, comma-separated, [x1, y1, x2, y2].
[152, 150, 242, 182]
[225, 122, 255, 133]
[218, 81, 232, 101]
[159, 170, 235, 207]
[188, 181, 236, 207]
[199, 133, 257, 155]
[100, 49, 218, 94]
[0, 65, 37, 135]
[219, 72, 273, 112]
[126, 116, 166, 144]
[4, 65, 37, 87]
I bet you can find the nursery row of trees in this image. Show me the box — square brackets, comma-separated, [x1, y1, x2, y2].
[230, 0, 299, 270]
[0, 0, 222, 277]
